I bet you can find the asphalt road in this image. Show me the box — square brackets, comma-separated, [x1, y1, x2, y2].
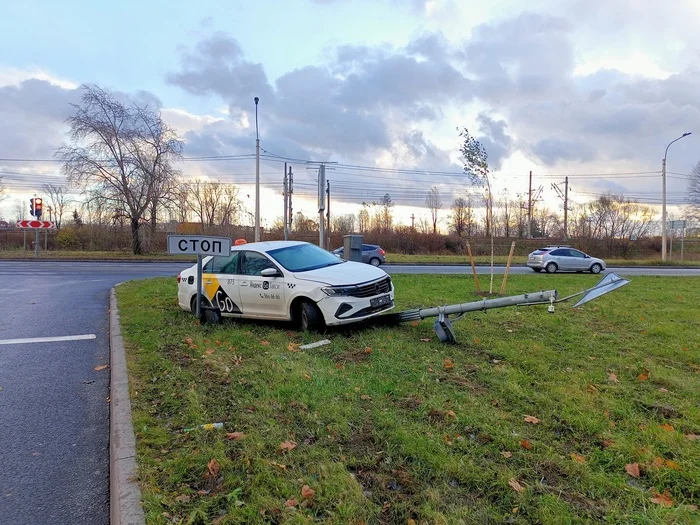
[0, 259, 698, 524]
[0, 261, 180, 525]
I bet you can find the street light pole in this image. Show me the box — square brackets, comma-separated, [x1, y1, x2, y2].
[661, 132, 691, 261]
[254, 97, 261, 242]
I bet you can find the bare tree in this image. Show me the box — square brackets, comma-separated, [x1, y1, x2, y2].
[686, 161, 700, 222]
[0, 176, 7, 205]
[13, 198, 27, 221]
[416, 216, 432, 235]
[56, 85, 182, 254]
[332, 214, 356, 234]
[425, 186, 442, 234]
[42, 183, 70, 229]
[293, 211, 317, 233]
[450, 197, 468, 236]
[358, 207, 370, 232]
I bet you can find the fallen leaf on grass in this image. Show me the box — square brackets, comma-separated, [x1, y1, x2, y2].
[687, 504, 698, 512]
[659, 423, 674, 432]
[570, 453, 586, 464]
[303, 373, 312, 381]
[287, 343, 300, 352]
[410, 321, 419, 327]
[445, 410, 457, 419]
[185, 337, 194, 345]
[524, 415, 540, 424]
[94, 365, 109, 371]
[407, 520, 417, 525]
[500, 451, 513, 458]
[652, 457, 665, 468]
[520, 440, 532, 450]
[587, 384, 598, 393]
[685, 434, 700, 440]
[226, 432, 246, 441]
[285, 498, 298, 507]
[625, 463, 640, 478]
[205, 348, 215, 356]
[508, 478, 525, 493]
[608, 372, 619, 383]
[279, 440, 297, 453]
[175, 494, 191, 503]
[650, 488, 673, 508]
[301, 485, 315, 499]
[419, 338, 431, 342]
[601, 439, 615, 448]
[637, 369, 650, 381]
[360, 394, 372, 400]
[207, 459, 220, 478]
[259, 340, 270, 347]
[664, 460, 681, 470]
[444, 358, 454, 370]
[658, 387, 668, 393]
[364, 346, 372, 354]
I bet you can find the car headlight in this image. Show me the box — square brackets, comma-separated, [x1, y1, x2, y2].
[322, 285, 358, 296]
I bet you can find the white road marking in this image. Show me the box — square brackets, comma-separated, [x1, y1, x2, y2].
[0, 334, 97, 345]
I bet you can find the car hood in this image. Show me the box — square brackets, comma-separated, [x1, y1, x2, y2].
[292, 261, 387, 285]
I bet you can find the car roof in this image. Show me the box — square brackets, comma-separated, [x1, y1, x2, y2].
[230, 240, 307, 253]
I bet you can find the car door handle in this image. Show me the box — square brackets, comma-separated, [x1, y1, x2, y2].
[205, 279, 212, 284]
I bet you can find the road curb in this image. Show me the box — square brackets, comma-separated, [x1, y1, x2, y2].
[110, 287, 146, 525]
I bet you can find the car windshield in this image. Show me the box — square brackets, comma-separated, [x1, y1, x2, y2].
[267, 243, 345, 272]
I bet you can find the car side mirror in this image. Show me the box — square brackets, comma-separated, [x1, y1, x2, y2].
[585, 255, 590, 258]
[261, 268, 281, 277]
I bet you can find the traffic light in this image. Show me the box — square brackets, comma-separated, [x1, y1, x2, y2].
[34, 198, 43, 217]
[30, 198, 35, 217]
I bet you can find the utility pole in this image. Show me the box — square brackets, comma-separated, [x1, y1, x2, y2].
[283, 162, 288, 240]
[254, 97, 261, 242]
[527, 170, 533, 239]
[288, 166, 293, 234]
[318, 164, 326, 248]
[326, 180, 331, 250]
[411, 213, 415, 229]
[551, 176, 570, 239]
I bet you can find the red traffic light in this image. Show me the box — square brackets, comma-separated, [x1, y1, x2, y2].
[34, 198, 43, 217]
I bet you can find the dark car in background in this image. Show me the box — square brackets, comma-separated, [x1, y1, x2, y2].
[332, 244, 386, 266]
[527, 246, 606, 274]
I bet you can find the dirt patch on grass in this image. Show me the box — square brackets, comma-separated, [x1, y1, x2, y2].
[438, 374, 488, 394]
[394, 396, 423, 410]
[333, 347, 373, 365]
[539, 483, 608, 519]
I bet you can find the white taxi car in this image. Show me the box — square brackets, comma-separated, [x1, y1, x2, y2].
[177, 240, 394, 330]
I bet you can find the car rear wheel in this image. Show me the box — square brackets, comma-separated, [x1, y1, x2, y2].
[590, 263, 602, 274]
[545, 262, 558, 274]
[297, 300, 324, 332]
[369, 257, 381, 266]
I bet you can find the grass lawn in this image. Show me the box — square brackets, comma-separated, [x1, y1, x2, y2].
[116, 274, 699, 524]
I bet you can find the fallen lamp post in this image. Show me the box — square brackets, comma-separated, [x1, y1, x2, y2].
[385, 273, 630, 344]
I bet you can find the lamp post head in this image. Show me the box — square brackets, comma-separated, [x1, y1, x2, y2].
[682, 132, 691, 137]
[254, 97, 259, 105]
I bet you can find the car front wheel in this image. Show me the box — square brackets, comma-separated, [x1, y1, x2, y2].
[298, 300, 324, 332]
[369, 257, 381, 266]
[545, 262, 558, 274]
[590, 263, 602, 274]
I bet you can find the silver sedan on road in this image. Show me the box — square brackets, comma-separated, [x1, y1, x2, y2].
[527, 246, 607, 274]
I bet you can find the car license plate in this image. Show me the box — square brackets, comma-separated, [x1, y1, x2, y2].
[370, 294, 391, 307]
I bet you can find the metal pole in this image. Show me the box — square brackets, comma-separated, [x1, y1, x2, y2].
[45, 230, 48, 251]
[23, 230, 27, 251]
[196, 254, 202, 319]
[662, 132, 692, 261]
[35, 229, 39, 257]
[528, 170, 533, 239]
[283, 162, 288, 241]
[662, 157, 667, 261]
[564, 176, 569, 240]
[326, 180, 330, 250]
[416, 290, 557, 320]
[681, 227, 685, 261]
[254, 97, 261, 242]
[669, 228, 673, 259]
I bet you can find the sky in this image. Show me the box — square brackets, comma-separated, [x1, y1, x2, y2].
[1, 0, 699, 229]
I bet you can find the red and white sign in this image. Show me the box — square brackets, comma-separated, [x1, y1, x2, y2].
[16, 220, 56, 229]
